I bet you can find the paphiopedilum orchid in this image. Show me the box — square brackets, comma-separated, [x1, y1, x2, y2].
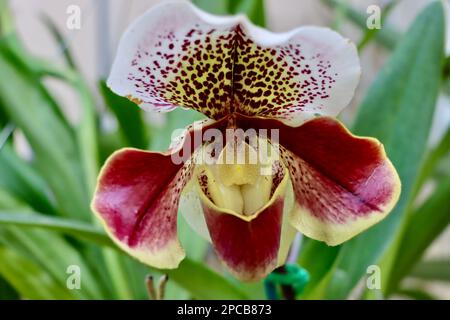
[92, 1, 401, 281]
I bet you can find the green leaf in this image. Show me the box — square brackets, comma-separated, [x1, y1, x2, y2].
[0, 0, 14, 36]
[41, 15, 76, 68]
[0, 210, 242, 299]
[0, 246, 76, 299]
[192, 0, 230, 15]
[237, 281, 266, 300]
[100, 247, 135, 299]
[100, 81, 149, 149]
[40, 15, 99, 197]
[409, 258, 450, 282]
[165, 259, 248, 300]
[39, 18, 135, 300]
[0, 274, 19, 299]
[0, 144, 56, 214]
[316, 2, 445, 299]
[0, 210, 113, 247]
[0, 225, 109, 299]
[229, 0, 266, 26]
[0, 193, 111, 299]
[386, 176, 450, 292]
[73, 78, 99, 197]
[395, 288, 437, 300]
[98, 130, 125, 164]
[0, 35, 73, 125]
[297, 239, 340, 297]
[0, 42, 90, 219]
[193, 0, 266, 26]
[414, 126, 450, 196]
[321, 0, 400, 50]
[0, 188, 28, 209]
[178, 214, 208, 261]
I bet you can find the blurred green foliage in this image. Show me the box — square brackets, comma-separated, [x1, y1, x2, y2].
[0, 0, 449, 300]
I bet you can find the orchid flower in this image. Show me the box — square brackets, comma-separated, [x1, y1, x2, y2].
[92, 1, 401, 281]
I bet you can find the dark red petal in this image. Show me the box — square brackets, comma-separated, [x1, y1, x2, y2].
[202, 198, 284, 281]
[92, 149, 190, 268]
[236, 114, 401, 245]
[92, 119, 226, 268]
[195, 160, 290, 281]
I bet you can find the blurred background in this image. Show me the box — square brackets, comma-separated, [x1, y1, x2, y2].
[0, 0, 449, 300]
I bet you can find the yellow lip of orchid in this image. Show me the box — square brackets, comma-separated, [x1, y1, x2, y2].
[194, 138, 280, 218]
